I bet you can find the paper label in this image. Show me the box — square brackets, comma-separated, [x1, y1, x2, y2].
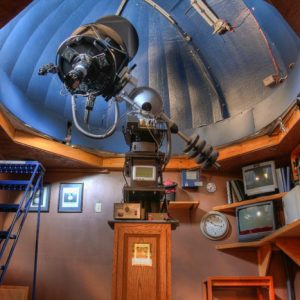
[132, 243, 152, 266]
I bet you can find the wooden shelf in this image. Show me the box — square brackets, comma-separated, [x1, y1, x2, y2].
[168, 201, 200, 210]
[216, 219, 300, 250]
[213, 192, 287, 214]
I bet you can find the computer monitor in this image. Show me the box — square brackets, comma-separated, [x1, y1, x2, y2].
[242, 161, 278, 197]
[236, 201, 276, 242]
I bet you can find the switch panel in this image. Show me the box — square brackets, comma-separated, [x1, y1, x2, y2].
[95, 202, 102, 213]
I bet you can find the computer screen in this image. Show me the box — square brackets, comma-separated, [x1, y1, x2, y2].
[244, 165, 274, 190]
[242, 161, 277, 196]
[132, 165, 156, 181]
[237, 201, 275, 241]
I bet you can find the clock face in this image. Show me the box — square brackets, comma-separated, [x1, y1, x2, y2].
[200, 211, 229, 240]
[206, 182, 217, 193]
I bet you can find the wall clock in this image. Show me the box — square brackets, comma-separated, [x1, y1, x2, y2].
[200, 211, 229, 240]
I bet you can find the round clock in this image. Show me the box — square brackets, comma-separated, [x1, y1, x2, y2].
[200, 211, 229, 240]
[206, 182, 217, 193]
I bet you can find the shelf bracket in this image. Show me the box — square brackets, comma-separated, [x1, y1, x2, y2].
[275, 237, 300, 267]
[257, 244, 272, 276]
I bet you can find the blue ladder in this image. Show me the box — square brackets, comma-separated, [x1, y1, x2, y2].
[0, 160, 45, 299]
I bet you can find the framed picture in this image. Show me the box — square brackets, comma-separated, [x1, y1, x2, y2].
[58, 183, 83, 213]
[29, 184, 51, 212]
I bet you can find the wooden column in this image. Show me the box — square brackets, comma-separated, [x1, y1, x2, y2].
[109, 220, 178, 300]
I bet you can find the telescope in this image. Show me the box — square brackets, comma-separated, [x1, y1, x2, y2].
[39, 15, 219, 217]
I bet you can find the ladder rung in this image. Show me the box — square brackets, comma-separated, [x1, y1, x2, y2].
[0, 180, 31, 191]
[0, 161, 44, 174]
[0, 204, 20, 212]
[0, 231, 16, 239]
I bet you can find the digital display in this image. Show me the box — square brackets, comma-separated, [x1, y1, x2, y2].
[244, 164, 274, 190]
[133, 165, 156, 181]
[238, 203, 274, 235]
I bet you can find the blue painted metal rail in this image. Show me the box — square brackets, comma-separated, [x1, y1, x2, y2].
[0, 160, 45, 300]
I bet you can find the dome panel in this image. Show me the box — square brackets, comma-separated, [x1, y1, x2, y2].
[0, 0, 299, 153]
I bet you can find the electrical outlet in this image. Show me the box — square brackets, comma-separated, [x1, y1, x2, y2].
[95, 202, 102, 213]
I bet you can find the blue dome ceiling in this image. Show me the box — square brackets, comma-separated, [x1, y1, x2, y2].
[0, 0, 299, 153]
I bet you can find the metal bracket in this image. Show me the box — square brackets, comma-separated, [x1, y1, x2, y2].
[190, 0, 232, 34]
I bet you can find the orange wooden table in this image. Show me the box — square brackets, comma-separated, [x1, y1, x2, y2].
[202, 276, 275, 300]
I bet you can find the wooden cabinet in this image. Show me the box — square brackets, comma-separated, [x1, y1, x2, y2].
[109, 220, 178, 300]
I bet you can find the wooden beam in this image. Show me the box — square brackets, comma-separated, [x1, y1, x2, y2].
[257, 244, 272, 276]
[0, 110, 16, 139]
[218, 108, 300, 161]
[0, 110, 103, 168]
[101, 156, 198, 170]
[0, 105, 299, 171]
[14, 131, 103, 168]
[275, 237, 300, 266]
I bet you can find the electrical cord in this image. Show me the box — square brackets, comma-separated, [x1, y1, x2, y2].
[122, 167, 128, 187]
[246, 8, 281, 78]
[71, 95, 119, 138]
[146, 123, 161, 149]
[231, 8, 250, 30]
[162, 122, 172, 170]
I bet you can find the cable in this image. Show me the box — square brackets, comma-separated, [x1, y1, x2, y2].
[122, 167, 128, 187]
[246, 8, 281, 77]
[231, 8, 250, 30]
[162, 122, 172, 170]
[71, 95, 119, 138]
[146, 123, 161, 149]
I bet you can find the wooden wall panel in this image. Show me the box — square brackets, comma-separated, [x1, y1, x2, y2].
[0, 171, 289, 300]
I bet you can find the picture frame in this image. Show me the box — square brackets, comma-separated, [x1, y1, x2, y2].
[29, 184, 51, 212]
[58, 183, 83, 213]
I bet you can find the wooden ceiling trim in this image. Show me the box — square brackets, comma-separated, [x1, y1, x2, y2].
[14, 131, 103, 168]
[218, 108, 300, 162]
[101, 157, 198, 171]
[0, 110, 103, 168]
[0, 110, 16, 139]
[0, 107, 299, 171]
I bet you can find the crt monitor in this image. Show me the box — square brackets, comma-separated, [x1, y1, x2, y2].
[242, 160, 278, 197]
[236, 201, 276, 242]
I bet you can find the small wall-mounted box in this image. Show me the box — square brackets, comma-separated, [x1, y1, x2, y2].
[181, 170, 202, 188]
[263, 74, 279, 87]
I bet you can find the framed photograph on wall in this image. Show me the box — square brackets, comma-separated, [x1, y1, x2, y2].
[29, 184, 51, 212]
[58, 183, 83, 213]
